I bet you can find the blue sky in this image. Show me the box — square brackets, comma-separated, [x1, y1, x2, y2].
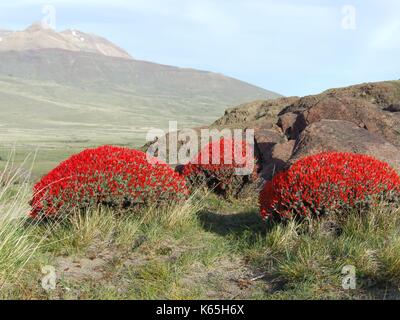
[0, 0, 399, 96]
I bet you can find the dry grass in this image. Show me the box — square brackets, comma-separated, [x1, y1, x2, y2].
[246, 204, 400, 299]
[0, 152, 47, 288]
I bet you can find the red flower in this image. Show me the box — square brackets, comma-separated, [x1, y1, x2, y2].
[259, 152, 400, 220]
[182, 138, 258, 198]
[30, 146, 188, 218]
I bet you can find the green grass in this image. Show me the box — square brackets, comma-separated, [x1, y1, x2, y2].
[0, 68, 269, 160]
[1, 165, 400, 300]
[0, 141, 143, 178]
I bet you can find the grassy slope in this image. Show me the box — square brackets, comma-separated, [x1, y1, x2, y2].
[0, 75, 274, 176]
[0, 49, 280, 176]
[0, 49, 281, 146]
[0, 76, 218, 147]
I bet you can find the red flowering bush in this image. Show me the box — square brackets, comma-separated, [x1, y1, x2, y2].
[30, 146, 188, 218]
[260, 152, 400, 220]
[182, 138, 258, 198]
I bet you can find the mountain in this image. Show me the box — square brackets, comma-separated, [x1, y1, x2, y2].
[0, 23, 281, 146]
[0, 22, 132, 59]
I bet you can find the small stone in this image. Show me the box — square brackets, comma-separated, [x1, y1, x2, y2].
[384, 104, 400, 112]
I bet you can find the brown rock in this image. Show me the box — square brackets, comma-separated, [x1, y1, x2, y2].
[254, 128, 285, 163]
[272, 140, 296, 162]
[212, 97, 299, 129]
[327, 81, 400, 109]
[385, 104, 400, 112]
[259, 140, 296, 180]
[279, 95, 400, 146]
[290, 120, 400, 172]
[277, 112, 307, 140]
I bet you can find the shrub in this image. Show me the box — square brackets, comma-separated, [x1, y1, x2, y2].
[182, 138, 258, 198]
[30, 146, 188, 218]
[260, 152, 400, 220]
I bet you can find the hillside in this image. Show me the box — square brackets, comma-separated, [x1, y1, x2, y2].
[0, 24, 280, 147]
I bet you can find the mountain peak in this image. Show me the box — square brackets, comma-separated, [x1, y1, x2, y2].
[0, 22, 133, 60]
[25, 22, 48, 32]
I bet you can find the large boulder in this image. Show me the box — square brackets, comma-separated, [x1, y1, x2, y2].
[254, 128, 285, 161]
[278, 95, 400, 147]
[259, 140, 296, 180]
[289, 120, 400, 172]
[277, 112, 307, 140]
[253, 127, 291, 181]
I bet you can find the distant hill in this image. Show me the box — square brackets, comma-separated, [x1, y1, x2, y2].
[0, 22, 132, 59]
[0, 23, 281, 146]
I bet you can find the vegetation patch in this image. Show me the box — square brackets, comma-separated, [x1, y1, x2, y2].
[260, 152, 400, 221]
[30, 146, 188, 218]
[182, 138, 258, 198]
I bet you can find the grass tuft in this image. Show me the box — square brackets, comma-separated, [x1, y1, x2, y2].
[0, 153, 47, 289]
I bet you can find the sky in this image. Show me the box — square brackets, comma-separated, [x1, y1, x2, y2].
[0, 0, 399, 96]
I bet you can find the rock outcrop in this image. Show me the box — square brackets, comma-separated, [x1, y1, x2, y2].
[278, 93, 400, 146]
[143, 80, 400, 197]
[290, 120, 400, 171]
[212, 97, 299, 129]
